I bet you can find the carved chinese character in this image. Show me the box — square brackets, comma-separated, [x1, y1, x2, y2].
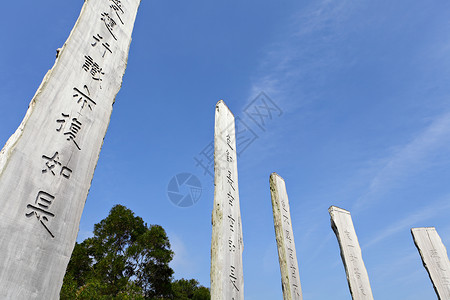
[293, 283, 300, 296]
[287, 247, 294, 260]
[101, 12, 118, 40]
[436, 260, 447, 271]
[228, 238, 236, 252]
[226, 149, 233, 162]
[25, 191, 56, 238]
[229, 265, 239, 291]
[227, 170, 235, 191]
[359, 285, 366, 296]
[227, 191, 235, 206]
[344, 229, 352, 241]
[348, 253, 358, 262]
[42, 152, 61, 175]
[228, 214, 235, 232]
[282, 214, 290, 225]
[290, 263, 297, 276]
[430, 249, 446, 270]
[281, 199, 288, 213]
[82, 55, 105, 85]
[56, 113, 69, 132]
[42, 151, 72, 179]
[56, 113, 82, 150]
[109, 0, 124, 24]
[91, 34, 112, 58]
[285, 229, 292, 243]
[430, 249, 440, 258]
[73, 85, 96, 111]
[226, 134, 234, 150]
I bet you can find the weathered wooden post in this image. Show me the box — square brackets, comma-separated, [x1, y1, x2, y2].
[269, 173, 303, 300]
[411, 227, 450, 299]
[0, 0, 141, 298]
[329, 206, 374, 300]
[211, 100, 244, 300]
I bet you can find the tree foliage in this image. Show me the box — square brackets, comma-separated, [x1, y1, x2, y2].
[172, 279, 210, 300]
[61, 205, 173, 299]
[60, 204, 210, 300]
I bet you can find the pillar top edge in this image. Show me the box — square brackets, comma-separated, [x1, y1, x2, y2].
[328, 205, 350, 215]
[216, 100, 235, 117]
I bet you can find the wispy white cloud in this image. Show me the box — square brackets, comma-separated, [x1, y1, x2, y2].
[246, 0, 360, 110]
[235, 0, 362, 166]
[354, 112, 450, 211]
[303, 232, 334, 265]
[363, 197, 450, 249]
[371, 251, 425, 290]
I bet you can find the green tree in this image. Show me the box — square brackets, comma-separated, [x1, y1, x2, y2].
[192, 287, 210, 300]
[172, 279, 210, 300]
[61, 204, 174, 299]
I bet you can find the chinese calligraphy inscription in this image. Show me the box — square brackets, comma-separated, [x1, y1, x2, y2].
[412, 227, 450, 299]
[25, 191, 56, 238]
[0, 0, 141, 298]
[211, 100, 244, 300]
[270, 173, 303, 300]
[329, 206, 374, 300]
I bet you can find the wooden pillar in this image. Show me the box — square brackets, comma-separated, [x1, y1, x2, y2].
[0, 0, 141, 298]
[412, 227, 450, 299]
[329, 206, 374, 300]
[211, 100, 244, 300]
[270, 173, 303, 300]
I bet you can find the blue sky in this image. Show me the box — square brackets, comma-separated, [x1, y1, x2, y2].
[2, 0, 450, 299]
